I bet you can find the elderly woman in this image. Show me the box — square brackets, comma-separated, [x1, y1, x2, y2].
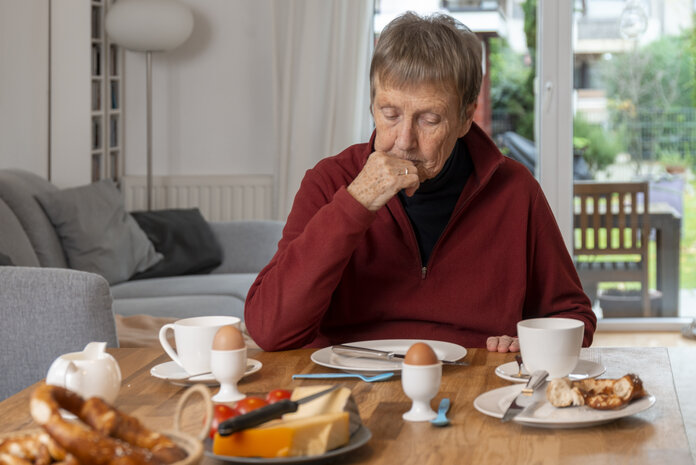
[245, 12, 596, 352]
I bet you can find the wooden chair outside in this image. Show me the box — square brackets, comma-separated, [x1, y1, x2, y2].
[573, 181, 651, 317]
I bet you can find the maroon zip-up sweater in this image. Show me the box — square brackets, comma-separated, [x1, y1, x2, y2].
[245, 123, 596, 351]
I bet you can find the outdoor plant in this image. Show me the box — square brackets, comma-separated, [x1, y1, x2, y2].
[658, 149, 693, 174]
[573, 116, 624, 174]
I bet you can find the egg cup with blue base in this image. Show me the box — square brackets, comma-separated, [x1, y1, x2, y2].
[211, 347, 247, 402]
[401, 361, 442, 422]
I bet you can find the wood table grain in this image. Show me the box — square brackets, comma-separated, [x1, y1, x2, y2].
[0, 347, 692, 465]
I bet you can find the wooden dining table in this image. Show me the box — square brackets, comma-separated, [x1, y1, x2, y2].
[0, 346, 693, 464]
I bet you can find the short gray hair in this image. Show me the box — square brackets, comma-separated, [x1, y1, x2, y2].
[370, 12, 482, 120]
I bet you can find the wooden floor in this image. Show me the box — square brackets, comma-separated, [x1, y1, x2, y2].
[593, 331, 696, 347]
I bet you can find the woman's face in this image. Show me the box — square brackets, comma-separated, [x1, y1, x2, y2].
[372, 79, 476, 182]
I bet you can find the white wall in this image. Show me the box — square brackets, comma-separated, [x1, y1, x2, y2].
[0, 0, 49, 177]
[122, 0, 277, 178]
[50, 0, 91, 187]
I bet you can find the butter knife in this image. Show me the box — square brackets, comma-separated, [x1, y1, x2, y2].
[501, 369, 548, 422]
[217, 385, 340, 436]
[331, 344, 469, 366]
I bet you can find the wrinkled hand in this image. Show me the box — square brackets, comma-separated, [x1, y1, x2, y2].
[346, 151, 420, 212]
[486, 335, 520, 353]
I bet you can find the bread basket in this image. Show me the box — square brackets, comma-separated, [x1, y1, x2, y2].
[0, 428, 202, 465]
[0, 385, 213, 465]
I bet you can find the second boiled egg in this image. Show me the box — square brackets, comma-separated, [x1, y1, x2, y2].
[403, 342, 439, 366]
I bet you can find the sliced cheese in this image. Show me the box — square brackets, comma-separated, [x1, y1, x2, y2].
[212, 411, 349, 458]
[284, 385, 352, 420]
[284, 385, 361, 435]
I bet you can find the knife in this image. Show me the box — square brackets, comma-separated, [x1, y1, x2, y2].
[331, 344, 469, 366]
[501, 369, 548, 422]
[217, 385, 340, 436]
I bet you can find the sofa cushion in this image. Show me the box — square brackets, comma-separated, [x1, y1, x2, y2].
[110, 273, 258, 301]
[0, 170, 67, 268]
[208, 221, 283, 273]
[35, 179, 162, 285]
[0, 197, 40, 267]
[130, 208, 223, 280]
[112, 295, 245, 320]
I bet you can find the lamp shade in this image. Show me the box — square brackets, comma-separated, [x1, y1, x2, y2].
[105, 0, 193, 52]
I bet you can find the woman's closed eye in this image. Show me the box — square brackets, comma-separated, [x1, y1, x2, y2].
[382, 110, 399, 121]
[419, 115, 441, 126]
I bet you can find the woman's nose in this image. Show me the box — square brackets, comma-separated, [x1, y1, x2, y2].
[395, 120, 416, 151]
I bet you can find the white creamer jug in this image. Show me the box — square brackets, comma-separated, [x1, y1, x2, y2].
[46, 342, 122, 403]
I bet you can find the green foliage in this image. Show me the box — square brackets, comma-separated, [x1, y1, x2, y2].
[657, 149, 693, 169]
[488, 0, 536, 140]
[680, 179, 696, 288]
[489, 38, 534, 139]
[522, 0, 537, 65]
[602, 35, 694, 110]
[601, 32, 695, 162]
[573, 116, 624, 173]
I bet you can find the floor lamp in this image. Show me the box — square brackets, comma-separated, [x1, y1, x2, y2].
[105, 0, 193, 210]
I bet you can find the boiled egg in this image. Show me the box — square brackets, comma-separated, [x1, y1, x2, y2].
[212, 325, 245, 351]
[403, 342, 439, 366]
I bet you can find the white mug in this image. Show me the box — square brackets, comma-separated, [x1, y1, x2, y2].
[46, 342, 122, 403]
[159, 316, 241, 375]
[517, 317, 584, 379]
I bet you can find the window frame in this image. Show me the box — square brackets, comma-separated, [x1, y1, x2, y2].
[538, 0, 574, 251]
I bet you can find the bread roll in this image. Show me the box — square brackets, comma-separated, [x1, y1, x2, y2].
[546, 374, 647, 410]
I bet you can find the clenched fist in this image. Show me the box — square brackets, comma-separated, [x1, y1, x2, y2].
[346, 151, 420, 212]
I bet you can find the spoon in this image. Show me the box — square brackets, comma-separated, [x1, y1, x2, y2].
[430, 398, 451, 427]
[512, 355, 530, 379]
[292, 372, 395, 382]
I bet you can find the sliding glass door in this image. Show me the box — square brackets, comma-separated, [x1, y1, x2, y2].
[570, 0, 694, 319]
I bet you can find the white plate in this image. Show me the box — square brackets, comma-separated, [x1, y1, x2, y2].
[311, 339, 467, 373]
[150, 359, 262, 386]
[474, 384, 655, 428]
[204, 424, 371, 464]
[495, 359, 606, 383]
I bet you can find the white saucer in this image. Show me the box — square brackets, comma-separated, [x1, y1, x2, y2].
[495, 359, 606, 383]
[150, 359, 262, 386]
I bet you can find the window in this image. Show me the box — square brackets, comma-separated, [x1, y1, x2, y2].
[571, 0, 694, 320]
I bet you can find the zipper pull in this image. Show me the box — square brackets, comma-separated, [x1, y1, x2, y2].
[421, 266, 427, 279]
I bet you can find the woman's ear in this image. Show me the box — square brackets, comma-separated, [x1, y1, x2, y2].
[457, 102, 478, 138]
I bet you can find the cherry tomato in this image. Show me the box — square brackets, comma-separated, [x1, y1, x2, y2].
[234, 396, 268, 415]
[209, 404, 237, 439]
[266, 389, 292, 404]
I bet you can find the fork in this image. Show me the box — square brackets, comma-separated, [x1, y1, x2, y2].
[292, 372, 395, 382]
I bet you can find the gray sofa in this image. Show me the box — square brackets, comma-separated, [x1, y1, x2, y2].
[0, 169, 283, 321]
[0, 266, 119, 400]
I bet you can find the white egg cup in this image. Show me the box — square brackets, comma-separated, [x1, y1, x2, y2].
[401, 362, 442, 422]
[210, 347, 247, 403]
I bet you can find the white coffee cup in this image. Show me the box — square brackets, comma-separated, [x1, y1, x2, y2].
[517, 317, 584, 379]
[159, 316, 241, 375]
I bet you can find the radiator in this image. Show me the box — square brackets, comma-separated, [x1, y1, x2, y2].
[121, 175, 274, 221]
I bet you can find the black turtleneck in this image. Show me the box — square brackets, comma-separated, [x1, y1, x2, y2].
[398, 138, 473, 265]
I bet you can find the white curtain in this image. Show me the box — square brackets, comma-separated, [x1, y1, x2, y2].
[271, 0, 374, 219]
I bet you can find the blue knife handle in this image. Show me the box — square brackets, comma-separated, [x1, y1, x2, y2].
[292, 373, 354, 379]
[217, 399, 298, 436]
